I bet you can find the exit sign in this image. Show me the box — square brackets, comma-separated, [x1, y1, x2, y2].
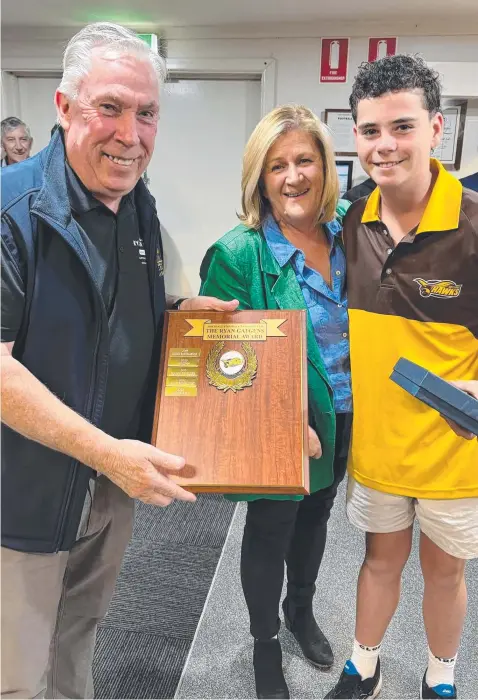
[138, 33, 158, 52]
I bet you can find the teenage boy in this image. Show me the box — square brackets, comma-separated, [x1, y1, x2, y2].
[325, 55, 478, 700]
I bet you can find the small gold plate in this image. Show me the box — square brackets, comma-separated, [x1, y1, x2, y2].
[167, 357, 200, 367]
[165, 386, 197, 397]
[167, 368, 200, 378]
[169, 348, 201, 357]
[166, 377, 199, 388]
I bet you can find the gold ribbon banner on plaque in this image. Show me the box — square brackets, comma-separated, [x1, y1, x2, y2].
[184, 319, 286, 341]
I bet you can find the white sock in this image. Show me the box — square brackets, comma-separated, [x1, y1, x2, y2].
[350, 639, 381, 680]
[426, 648, 457, 689]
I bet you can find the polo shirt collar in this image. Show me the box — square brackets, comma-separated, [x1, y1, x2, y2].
[417, 159, 462, 234]
[66, 161, 104, 214]
[361, 185, 380, 225]
[361, 158, 462, 235]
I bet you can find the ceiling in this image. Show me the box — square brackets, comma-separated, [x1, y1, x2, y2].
[2, 0, 478, 29]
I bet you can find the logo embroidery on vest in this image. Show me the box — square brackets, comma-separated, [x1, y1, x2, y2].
[156, 248, 164, 276]
[413, 278, 462, 299]
[133, 237, 147, 265]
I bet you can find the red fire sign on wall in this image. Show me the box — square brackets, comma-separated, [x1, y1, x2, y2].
[368, 38, 397, 62]
[320, 38, 349, 83]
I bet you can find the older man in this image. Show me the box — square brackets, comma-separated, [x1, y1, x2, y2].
[1, 22, 237, 699]
[1, 116, 33, 166]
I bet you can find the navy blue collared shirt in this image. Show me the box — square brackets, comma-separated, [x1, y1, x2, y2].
[263, 214, 352, 413]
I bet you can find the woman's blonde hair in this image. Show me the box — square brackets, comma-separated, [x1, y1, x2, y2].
[239, 104, 339, 230]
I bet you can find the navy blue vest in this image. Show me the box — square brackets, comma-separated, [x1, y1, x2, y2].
[1, 131, 166, 552]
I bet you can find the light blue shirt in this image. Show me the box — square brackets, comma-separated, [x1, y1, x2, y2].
[263, 214, 352, 413]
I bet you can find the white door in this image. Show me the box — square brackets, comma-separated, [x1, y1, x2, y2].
[149, 79, 261, 296]
[15, 75, 262, 296]
[17, 77, 60, 155]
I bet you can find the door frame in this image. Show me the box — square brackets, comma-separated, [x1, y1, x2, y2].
[2, 58, 276, 119]
[166, 58, 276, 116]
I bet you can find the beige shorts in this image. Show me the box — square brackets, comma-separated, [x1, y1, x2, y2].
[346, 476, 478, 560]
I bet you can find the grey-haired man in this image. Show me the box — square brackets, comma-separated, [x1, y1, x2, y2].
[1, 22, 237, 698]
[1, 116, 33, 166]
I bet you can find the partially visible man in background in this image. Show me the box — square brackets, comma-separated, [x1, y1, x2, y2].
[1, 116, 33, 166]
[343, 176, 375, 204]
[460, 171, 478, 192]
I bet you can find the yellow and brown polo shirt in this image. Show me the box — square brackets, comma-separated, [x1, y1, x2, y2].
[344, 159, 478, 499]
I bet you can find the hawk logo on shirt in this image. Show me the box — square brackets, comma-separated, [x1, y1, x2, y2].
[413, 278, 462, 299]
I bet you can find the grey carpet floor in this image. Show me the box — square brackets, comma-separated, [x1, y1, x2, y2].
[176, 483, 478, 700]
[92, 495, 236, 699]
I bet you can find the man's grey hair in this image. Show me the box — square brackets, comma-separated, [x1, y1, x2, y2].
[1, 116, 32, 141]
[58, 22, 167, 99]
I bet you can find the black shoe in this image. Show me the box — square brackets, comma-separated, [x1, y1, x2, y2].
[253, 638, 290, 699]
[283, 599, 334, 669]
[420, 673, 457, 699]
[324, 658, 382, 699]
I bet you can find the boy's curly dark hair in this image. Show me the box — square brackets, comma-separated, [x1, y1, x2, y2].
[349, 54, 442, 122]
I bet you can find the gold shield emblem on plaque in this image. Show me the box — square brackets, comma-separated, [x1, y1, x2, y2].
[206, 342, 257, 392]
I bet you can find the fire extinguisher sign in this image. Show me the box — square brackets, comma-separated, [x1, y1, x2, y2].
[320, 38, 349, 83]
[368, 38, 397, 62]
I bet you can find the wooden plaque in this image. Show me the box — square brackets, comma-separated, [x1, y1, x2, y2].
[152, 310, 309, 494]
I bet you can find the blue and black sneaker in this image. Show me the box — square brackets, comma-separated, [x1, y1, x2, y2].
[420, 674, 457, 699]
[324, 658, 382, 699]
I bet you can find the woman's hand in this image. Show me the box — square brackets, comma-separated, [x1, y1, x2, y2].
[308, 426, 322, 458]
[179, 296, 239, 312]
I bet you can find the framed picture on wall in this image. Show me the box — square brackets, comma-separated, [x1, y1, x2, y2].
[431, 100, 468, 170]
[324, 109, 356, 156]
[336, 160, 353, 196]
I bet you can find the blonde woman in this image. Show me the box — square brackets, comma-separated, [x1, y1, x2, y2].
[200, 105, 352, 699]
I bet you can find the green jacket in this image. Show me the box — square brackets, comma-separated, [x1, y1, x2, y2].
[199, 201, 351, 502]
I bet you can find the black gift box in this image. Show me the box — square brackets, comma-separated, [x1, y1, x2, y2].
[390, 358, 478, 435]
